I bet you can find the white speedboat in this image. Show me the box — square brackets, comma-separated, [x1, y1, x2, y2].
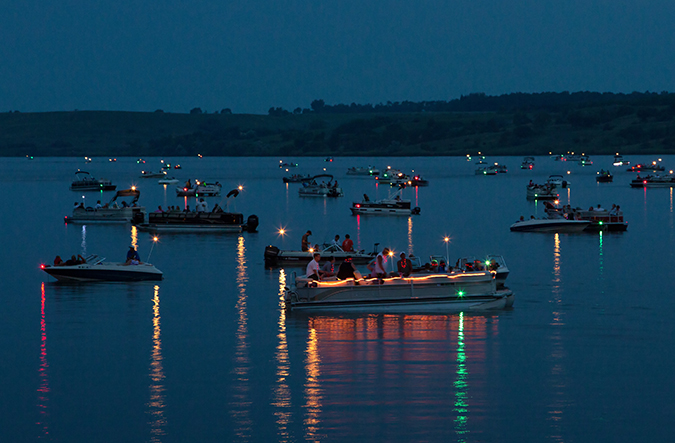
[65, 188, 146, 224]
[350, 187, 420, 215]
[298, 174, 343, 197]
[158, 177, 179, 184]
[526, 183, 559, 200]
[69, 170, 116, 192]
[139, 170, 167, 178]
[613, 153, 630, 166]
[176, 181, 222, 197]
[376, 167, 407, 183]
[41, 255, 163, 282]
[547, 175, 570, 188]
[264, 243, 377, 267]
[284, 270, 514, 312]
[510, 216, 590, 233]
[347, 166, 380, 176]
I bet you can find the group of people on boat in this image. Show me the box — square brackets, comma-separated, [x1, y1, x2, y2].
[301, 231, 354, 252]
[53, 254, 86, 266]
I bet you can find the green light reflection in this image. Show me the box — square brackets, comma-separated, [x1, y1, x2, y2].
[454, 312, 469, 441]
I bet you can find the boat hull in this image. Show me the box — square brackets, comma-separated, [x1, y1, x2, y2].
[43, 263, 163, 282]
[286, 272, 512, 312]
[510, 220, 590, 232]
[65, 207, 146, 224]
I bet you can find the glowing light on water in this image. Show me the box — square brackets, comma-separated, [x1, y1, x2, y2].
[232, 235, 252, 438]
[273, 269, 292, 438]
[454, 312, 468, 441]
[148, 285, 166, 442]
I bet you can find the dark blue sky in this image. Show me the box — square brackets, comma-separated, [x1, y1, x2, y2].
[2, 0, 673, 114]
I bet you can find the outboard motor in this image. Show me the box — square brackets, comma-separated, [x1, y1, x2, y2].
[264, 245, 280, 267]
[411, 206, 421, 215]
[132, 211, 146, 225]
[245, 214, 259, 232]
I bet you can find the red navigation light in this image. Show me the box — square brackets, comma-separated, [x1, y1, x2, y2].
[355, 204, 360, 208]
[643, 180, 647, 184]
[40, 264, 45, 269]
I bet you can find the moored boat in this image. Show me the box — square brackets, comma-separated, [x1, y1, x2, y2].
[350, 187, 420, 215]
[282, 174, 311, 183]
[521, 157, 535, 169]
[176, 181, 222, 197]
[41, 255, 163, 282]
[158, 177, 179, 184]
[134, 211, 259, 233]
[630, 174, 675, 188]
[298, 174, 343, 197]
[543, 201, 628, 232]
[264, 243, 377, 267]
[139, 170, 167, 178]
[613, 153, 630, 166]
[347, 166, 380, 176]
[526, 182, 559, 200]
[596, 169, 613, 182]
[510, 216, 590, 233]
[627, 162, 665, 173]
[69, 170, 116, 192]
[65, 188, 146, 224]
[284, 270, 513, 312]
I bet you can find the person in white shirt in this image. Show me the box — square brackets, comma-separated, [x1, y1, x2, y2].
[95, 200, 102, 209]
[331, 234, 340, 248]
[306, 253, 323, 280]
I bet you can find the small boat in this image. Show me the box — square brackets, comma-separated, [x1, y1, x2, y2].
[627, 162, 665, 173]
[613, 153, 630, 166]
[282, 174, 311, 183]
[264, 243, 378, 267]
[176, 181, 222, 197]
[325, 157, 333, 162]
[475, 165, 497, 175]
[526, 183, 559, 200]
[283, 270, 514, 312]
[596, 170, 613, 183]
[350, 187, 420, 216]
[376, 167, 407, 184]
[279, 161, 298, 168]
[347, 166, 380, 176]
[135, 211, 258, 233]
[566, 154, 582, 162]
[298, 174, 343, 197]
[136, 189, 257, 233]
[578, 155, 593, 166]
[543, 201, 627, 232]
[41, 254, 163, 282]
[630, 174, 675, 188]
[406, 174, 429, 186]
[552, 154, 566, 161]
[521, 157, 535, 170]
[158, 177, 179, 184]
[65, 188, 146, 224]
[510, 215, 590, 233]
[173, 164, 182, 169]
[69, 170, 116, 192]
[139, 170, 167, 178]
[546, 175, 570, 188]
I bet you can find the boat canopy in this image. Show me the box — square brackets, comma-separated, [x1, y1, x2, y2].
[308, 174, 335, 182]
[110, 188, 140, 203]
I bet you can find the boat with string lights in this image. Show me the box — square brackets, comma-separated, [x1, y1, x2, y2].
[350, 186, 421, 216]
[283, 269, 514, 312]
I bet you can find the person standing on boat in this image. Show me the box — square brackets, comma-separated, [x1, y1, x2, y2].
[331, 234, 340, 248]
[397, 252, 412, 277]
[306, 253, 323, 280]
[375, 248, 389, 278]
[301, 230, 312, 252]
[342, 234, 354, 252]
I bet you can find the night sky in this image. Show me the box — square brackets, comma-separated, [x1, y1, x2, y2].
[2, 0, 673, 114]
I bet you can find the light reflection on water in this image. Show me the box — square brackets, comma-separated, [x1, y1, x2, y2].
[232, 235, 252, 439]
[80, 225, 87, 256]
[148, 285, 166, 442]
[36, 282, 50, 439]
[290, 313, 496, 440]
[548, 233, 567, 440]
[407, 216, 414, 256]
[131, 225, 138, 250]
[273, 269, 293, 442]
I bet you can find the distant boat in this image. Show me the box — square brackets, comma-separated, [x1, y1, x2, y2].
[69, 170, 116, 192]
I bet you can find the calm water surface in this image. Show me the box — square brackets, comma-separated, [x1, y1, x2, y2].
[2, 155, 675, 442]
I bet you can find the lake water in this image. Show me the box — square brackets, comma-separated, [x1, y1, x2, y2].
[2, 155, 675, 442]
